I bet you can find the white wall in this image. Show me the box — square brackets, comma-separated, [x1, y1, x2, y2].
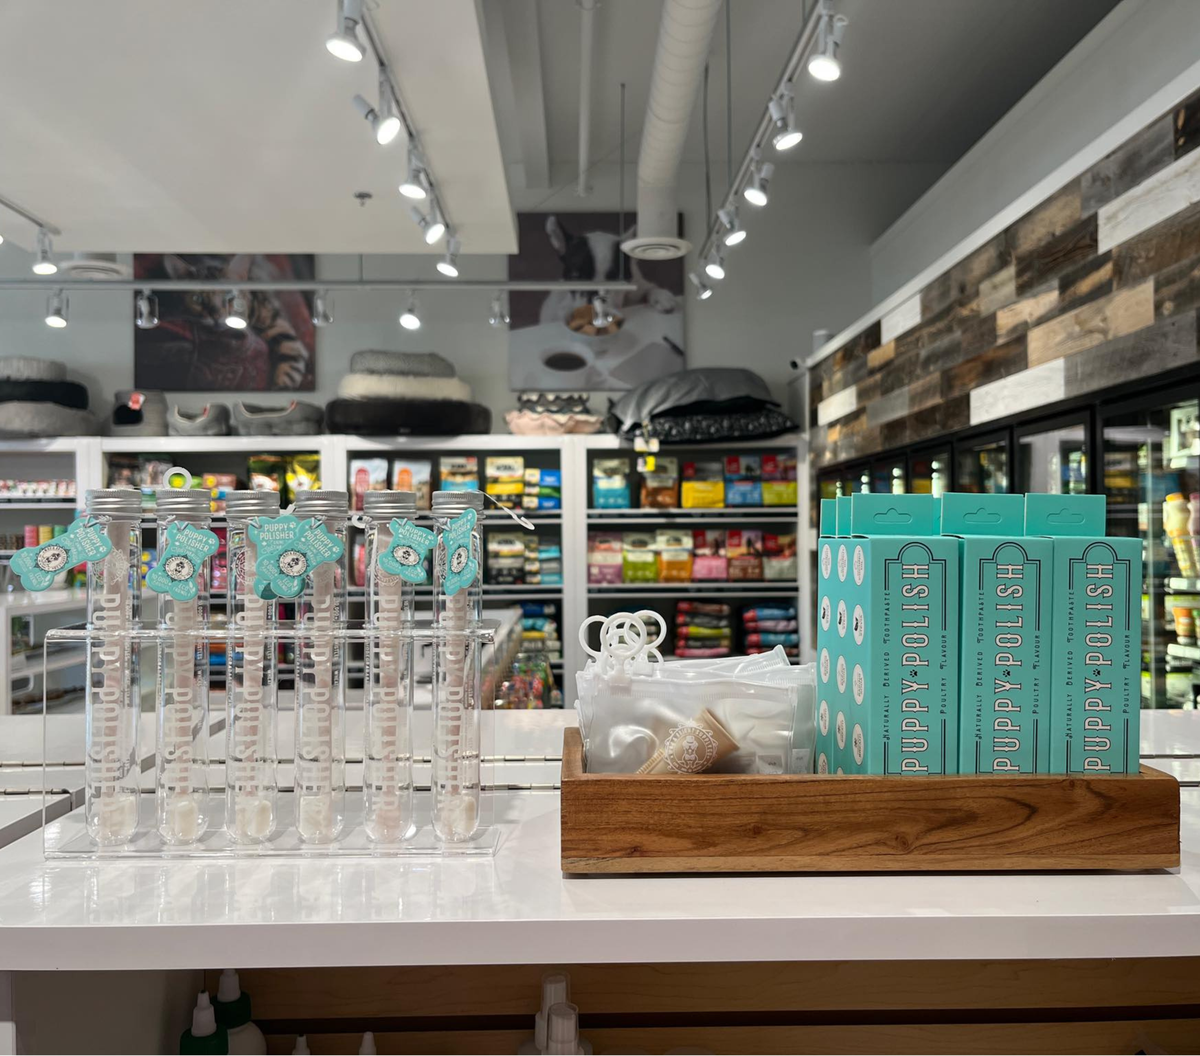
[869, 0, 1200, 304]
[0, 160, 937, 428]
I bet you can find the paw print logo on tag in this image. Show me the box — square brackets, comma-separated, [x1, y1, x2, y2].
[820, 543, 832, 579]
[837, 544, 848, 582]
[819, 596, 831, 631]
[836, 710, 847, 750]
[819, 648, 830, 683]
[440, 508, 479, 596]
[836, 600, 848, 638]
[818, 699, 829, 737]
[852, 663, 865, 705]
[10, 517, 112, 592]
[853, 604, 865, 645]
[147, 522, 219, 601]
[852, 723, 865, 766]
[853, 545, 865, 585]
[836, 654, 847, 694]
[377, 517, 435, 584]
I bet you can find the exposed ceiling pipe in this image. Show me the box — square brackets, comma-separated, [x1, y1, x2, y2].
[623, 0, 723, 261]
[576, 0, 596, 196]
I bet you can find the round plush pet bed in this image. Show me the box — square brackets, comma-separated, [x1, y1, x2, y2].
[336, 372, 472, 403]
[0, 356, 68, 382]
[325, 398, 491, 436]
[0, 379, 89, 410]
[0, 401, 96, 437]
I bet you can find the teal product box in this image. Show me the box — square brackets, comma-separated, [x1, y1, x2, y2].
[942, 493, 1051, 774]
[816, 494, 960, 775]
[1025, 494, 1142, 775]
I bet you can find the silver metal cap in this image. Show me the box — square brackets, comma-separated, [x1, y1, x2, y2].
[85, 488, 142, 517]
[154, 489, 211, 517]
[363, 490, 417, 519]
[292, 489, 349, 517]
[224, 489, 281, 519]
[431, 489, 485, 516]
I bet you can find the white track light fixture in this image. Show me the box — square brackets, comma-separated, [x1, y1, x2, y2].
[136, 289, 159, 329]
[769, 86, 803, 151]
[352, 76, 402, 147]
[704, 248, 726, 281]
[399, 294, 421, 331]
[0, 233, 5, 246]
[688, 272, 713, 301]
[311, 290, 334, 327]
[411, 204, 446, 246]
[808, 1, 848, 82]
[743, 155, 775, 208]
[44, 288, 68, 328]
[224, 290, 249, 329]
[325, 0, 364, 62]
[717, 206, 746, 247]
[32, 229, 57, 275]
[488, 291, 510, 327]
[398, 150, 429, 200]
[591, 294, 613, 329]
[436, 236, 461, 277]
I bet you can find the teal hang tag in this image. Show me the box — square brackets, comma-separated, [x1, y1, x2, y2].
[377, 517, 436, 584]
[248, 514, 305, 599]
[146, 522, 219, 601]
[253, 516, 344, 599]
[9, 517, 112, 592]
[440, 508, 479, 597]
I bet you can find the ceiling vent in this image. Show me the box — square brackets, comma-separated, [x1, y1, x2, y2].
[622, 234, 691, 261]
[58, 253, 131, 280]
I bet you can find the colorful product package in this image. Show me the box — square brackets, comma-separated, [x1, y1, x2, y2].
[763, 531, 797, 581]
[639, 456, 680, 509]
[944, 492, 1051, 774]
[622, 532, 658, 583]
[593, 458, 631, 509]
[392, 459, 432, 509]
[486, 456, 525, 509]
[681, 460, 725, 508]
[725, 455, 763, 506]
[285, 453, 321, 504]
[248, 454, 286, 496]
[202, 472, 239, 513]
[1025, 493, 1141, 774]
[762, 453, 798, 506]
[349, 458, 389, 511]
[487, 532, 526, 585]
[816, 493, 960, 776]
[587, 532, 623, 585]
[691, 530, 728, 580]
[655, 528, 693, 582]
[726, 529, 763, 581]
[523, 467, 562, 510]
[439, 455, 479, 492]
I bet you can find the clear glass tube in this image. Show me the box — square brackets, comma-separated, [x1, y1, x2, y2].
[431, 491, 483, 842]
[363, 492, 418, 843]
[154, 490, 212, 844]
[225, 490, 280, 843]
[84, 489, 143, 845]
[293, 491, 348, 843]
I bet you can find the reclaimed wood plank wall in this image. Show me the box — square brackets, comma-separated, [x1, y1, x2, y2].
[809, 87, 1200, 469]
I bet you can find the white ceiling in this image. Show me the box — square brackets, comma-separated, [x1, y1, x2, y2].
[0, 0, 516, 254]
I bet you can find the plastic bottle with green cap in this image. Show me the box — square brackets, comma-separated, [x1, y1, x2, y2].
[214, 969, 266, 1054]
[180, 991, 228, 1055]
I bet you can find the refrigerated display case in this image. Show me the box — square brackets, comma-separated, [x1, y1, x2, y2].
[910, 446, 950, 496]
[956, 432, 1010, 493]
[1015, 414, 1089, 494]
[871, 455, 906, 494]
[1100, 394, 1200, 709]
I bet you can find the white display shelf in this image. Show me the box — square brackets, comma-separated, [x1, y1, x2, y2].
[589, 581, 799, 593]
[0, 589, 87, 617]
[0, 501, 78, 511]
[587, 506, 797, 518]
[100, 436, 325, 453]
[9, 648, 86, 680]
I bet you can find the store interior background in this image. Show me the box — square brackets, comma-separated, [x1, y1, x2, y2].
[5, 0, 1189, 421]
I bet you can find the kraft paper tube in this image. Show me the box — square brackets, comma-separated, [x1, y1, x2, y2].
[636, 708, 739, 775]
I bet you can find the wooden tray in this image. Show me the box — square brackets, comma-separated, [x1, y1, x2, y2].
[560, 728, 1180, 874]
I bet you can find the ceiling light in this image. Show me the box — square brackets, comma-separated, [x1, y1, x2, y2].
[32, 229, 57, 275]
[808, 2, 847, 82]
[591, 294, 613, 329]
[717, 206, 746, 247]
[0, 233, 4, 246]
[311, 290, 333, 327]
[768, 87, 803, 151]
[398, 151, 429, 199]
[44, 289, 67, 328]
[704, 249, 726, 281]
[436, 236, 461, 277]
[488, 291, 509, 327]
[399, 294, 421, 331]
[225, 290, 248, 329]
[743, 157, 774, 207]
[325, 0, 364, 62]
[136, 289, 158, 329]
[688, 272, 713, 301]
[352, 70, 402, 147]
[411, 204, 446, 245]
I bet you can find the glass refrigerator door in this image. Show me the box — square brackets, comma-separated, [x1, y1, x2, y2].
[956, 434, 1010, 493]
[871, 456, 906, 494]
[1102, 396, 1200, 709]
[1016, 418, 1088, 494]
[910, 448, 950, 497]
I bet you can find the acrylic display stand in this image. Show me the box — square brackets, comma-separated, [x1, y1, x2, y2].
[40, 623, 499, 859]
